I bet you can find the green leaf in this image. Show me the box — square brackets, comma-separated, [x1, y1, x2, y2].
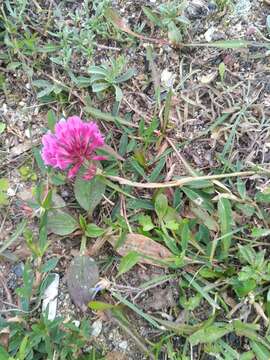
[182, 187, 214, 212]
[41, 257, 59, 273]
[148, 156, 166, 182]
[88, 66, 108, 76]
[0, 178, 9, 191]
[142, 6, 161, 26]
[115, 68, 136, 83]
[182, 273, 220, 310]
[207, 39, 249, 49]
[138, 215, 155, 232]
[181, 220, 190, 252]
[74, 174, 106, 213]
[114, 85, 123, 102]
[0, 346, 9, 359]
[189, 323, 233, 346]
[85, 223, 105, 238]
[238, 245, 256, 265]
[255, 190, 270, 203]
[117, 251, 140, 277]
[251, 228, 270, 238]
[251, 341, 270, 360]
[155, 193, 168, 220]
[232, 278, 256, 297]
[47, 109, 57, 132]
[37, 84, 55, 98]
[91, 82, 110, 92]
[48, 211, 78, 236]
[168, 21, 182, 45]
[218, 62, 226, 82]
[218, 197, 232, 257]
[88, 300, 115, 311]
[19, 336, 28, 360]
[0, 219, 27, 254]
[0, 122, 6, 134]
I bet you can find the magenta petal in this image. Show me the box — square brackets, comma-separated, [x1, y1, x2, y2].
[92, 155, 107, 161]
[41, 116, 105, 176]
[83, 165, 97, 180]
[67, 162, 82, 178]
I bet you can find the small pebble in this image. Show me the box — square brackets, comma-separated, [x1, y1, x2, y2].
[118, 340, 128, 350]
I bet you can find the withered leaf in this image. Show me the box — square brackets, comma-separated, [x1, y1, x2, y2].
[108, 233, 173, 267]
[67, 256, 99, 311]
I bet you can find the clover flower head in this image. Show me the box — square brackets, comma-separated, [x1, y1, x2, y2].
[41, 116, 105, 180]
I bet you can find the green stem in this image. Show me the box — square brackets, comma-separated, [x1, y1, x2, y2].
[80, 235, 87, 255]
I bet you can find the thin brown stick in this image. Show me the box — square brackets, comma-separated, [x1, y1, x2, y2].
[106, 170, 260, 189]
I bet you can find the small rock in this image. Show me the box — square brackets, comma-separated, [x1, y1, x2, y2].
[42, 273, 59, 320]
[7, 188, 16, 197]
[12, 263, 24, 277]
[118, 340, 128, 350]
[91, 319, 103, 337]
[161, 69, 176, 88]
[204, 27, 216, 42]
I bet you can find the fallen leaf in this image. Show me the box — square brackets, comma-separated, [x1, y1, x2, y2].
[142, 288, 176, 311]
[108, 233, 173, 266]
[67, 255, 99, 311]
[106, 351, 128, 360]
[105, 8, 168, 46]
[0, 328, 9, 350]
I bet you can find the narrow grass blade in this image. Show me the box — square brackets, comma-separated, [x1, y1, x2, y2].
[182, 273, 220, 310]
[0, 220, 27, 254]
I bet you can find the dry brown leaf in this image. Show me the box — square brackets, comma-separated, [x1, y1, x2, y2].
[106, 351, 128, 360]
[108, 233, 173, 266]
[0, 328, 9, 350]
[105, 8, 169, 46]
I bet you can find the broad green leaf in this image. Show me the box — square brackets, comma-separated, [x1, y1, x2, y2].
[142, 6, 161, 26]
[91, 82, 110, 92]
[115, 68, 136, 83]
[189, 323, 233, 346]
[255, 190, 270, 203]
[251, 228, 270, 238]
[88, 300, 115, 311]
[85, 223, 105, 238]
[191, 205, 218, 231]
[88, 66, 108, 76]
[0, 178, 9, 191]
[37, 85, 55, 98]
[218, 197, 232, 257]
[232, 278, 256, 297]
[182, 187, 214, 212]
[117, 251, 140, 277]
[238, 245, 256, 265]
[138, 215, 155, 232]
[48, 211, 78, 236]
[0, 346, 9, 359]
[127, 198, 154, 210]
[74, 174, 106, 213]
[0, 122, 6, 134]
[155, 193, 168, 220]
